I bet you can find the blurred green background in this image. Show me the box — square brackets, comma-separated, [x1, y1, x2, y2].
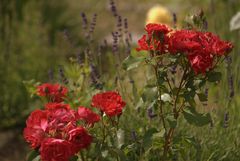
[0, 0, 239, 160]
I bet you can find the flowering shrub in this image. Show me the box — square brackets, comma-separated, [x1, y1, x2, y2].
[24, 83, 125, 161]
[122, 22, 233, 160]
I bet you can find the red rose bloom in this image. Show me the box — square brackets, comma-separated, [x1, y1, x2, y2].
[24, 102, 94, 160]
[68, 127, 92, 153]
[91, 91, 126, 117]
[40, 138, 74, 161]
[23, 110, 48, 149]
[136, 35, 151, 51]
[201, 32, 233, 56]
[46, 103, 76, 134]
[24, 127, 46, 149]
[45, 102, 70, 110]
[166, 29, 233, 74]
[45, 103, 75, 123]
[168, 30, 202, 54]
[187, 50, 214, 74]
[145, 23, 172, 36]
[136, 23, 171, 53]
[168, 30, 233, 56]
[37, 83, 68, 102]
[76, 107, 100, 125]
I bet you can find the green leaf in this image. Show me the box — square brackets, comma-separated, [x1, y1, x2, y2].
[141, 86, 157, 102]
[182, 89, 196, 107]
[161, 93, 171, 102]
[197, 79, 206, 88]
[117, 129, 125, 148]
[143, 128, 158, 148]
[27, 150, 39, 161]
[183, 106, 212, 126]
[110, 148, 127, 161]
[166, 115, 177, 128]
[207, 71, 222, 82]
[122, 143, 135, 155]
[149, 129, 165, 152]
[230, 12, 240, 31]
[152, 129, 165, 139]
[184, 136, 199, 148]
[23, 79, 41, 98]
[69, 155, 78, 161]
[197, 93, 208, 102]
[157, 70, 167, 85]
[122, 55, 145, 71]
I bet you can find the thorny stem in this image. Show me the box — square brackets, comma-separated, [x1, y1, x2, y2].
[165, 75, 173, 93]
[162, 67, 188, 160]
[173, 68, 187, 119]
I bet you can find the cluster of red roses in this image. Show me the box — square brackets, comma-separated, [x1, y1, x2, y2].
[24, 83, 126, 161]
[137, 23, 233, 74]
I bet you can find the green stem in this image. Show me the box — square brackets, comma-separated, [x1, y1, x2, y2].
[80, 151, 86, 161]
[162, 128, 175, 160]
[173, 68, 187, 119]
[165, 74, 173, 93]
[162, 68, 188, 160]
[154, 65, 167, 131]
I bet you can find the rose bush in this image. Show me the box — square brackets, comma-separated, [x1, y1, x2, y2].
[124, 22, 233, 160]
[24, 83, 126, 161]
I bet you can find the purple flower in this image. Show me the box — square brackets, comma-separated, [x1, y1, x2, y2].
[147, 107, 157, 119]
[223, 112, 229, 128]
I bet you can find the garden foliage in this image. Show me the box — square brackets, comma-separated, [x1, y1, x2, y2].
[23, 1, 236, 160]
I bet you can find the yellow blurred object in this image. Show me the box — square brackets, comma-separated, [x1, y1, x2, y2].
[146, 5, 172, 26]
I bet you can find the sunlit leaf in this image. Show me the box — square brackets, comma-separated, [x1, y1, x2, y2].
[122, 55, 145, 71]
[161, 93, 171, 102]
[230, 12, 240, 31]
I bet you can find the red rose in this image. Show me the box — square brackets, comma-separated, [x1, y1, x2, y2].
[45, 102, 70, 110]
[40, 138, 74, 161]
[76, 107, 100, 125]
[68, 127, 92, 153]
[168, 30, 233, 56]
[37, 83, 68, 102]
[46, 103, 76, 134]
[187, 50, 213, 74]
[24, 127, 46, 149]
[23, 110, 48, 149]
[136, 23, 171, 53]
[202, 32, 233, 56]
[46, 103, 75, 122]
[145, 23, 172, 36]
[91, 91, 126, 117]
[168, 30, 202, 54]
[136, 35, 150, 51]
